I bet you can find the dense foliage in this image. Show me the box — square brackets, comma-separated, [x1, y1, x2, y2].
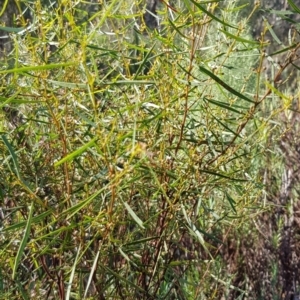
[0, 0, 299, 299]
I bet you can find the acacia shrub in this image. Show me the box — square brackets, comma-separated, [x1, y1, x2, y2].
[1, 0, 297, 299]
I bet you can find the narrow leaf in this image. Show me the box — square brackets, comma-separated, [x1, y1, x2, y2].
[212, 115, 240, 137]
[48, 80, 89, 89]
[0, 95, 42, 105]
[13, 203, 34, 280]
[15, 280, 30, 300]
[3, 210, 52, 232]
[64, 188, 106, 220]
[1, 135, 21, 179]
[84, 250, 100, 299]
[263, 17, 282, 45]
[204, 97, 244, 114]
[168, 18, 190, 39]
[181, 205, 213, 258]
[265, 81, 291, 101]
[0, 62, 77, 74]
[100, 265, 145, 292]
[199, 65, 254, 103]
[123, 202, 145, 229]
[268, 9, 294, 16]
[104, 80, 155, 85]
[220, 29, 260, 45]
[134, 43, 156, 79]
[54, 137, 98, 167]
[200, 169, 248, 182]
[225, 192, 237, 214]
[270, 43, 297, 56]
[0, 0, 8, 17]
[287, 0, 300, 14]
[0, 26, 26, 33]
[119, 247, 136, 265]
[188, 0, 237, 29]
[66, 245, 81, 300]
[292, 62, 300, 71]
[125, 236, 159, 246]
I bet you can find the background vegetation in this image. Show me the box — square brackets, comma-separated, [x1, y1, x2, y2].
[0, 0, 299, 299]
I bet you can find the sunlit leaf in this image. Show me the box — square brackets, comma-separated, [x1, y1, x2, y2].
[54, 137, 98, 167]
[123, 202, 145, 229]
